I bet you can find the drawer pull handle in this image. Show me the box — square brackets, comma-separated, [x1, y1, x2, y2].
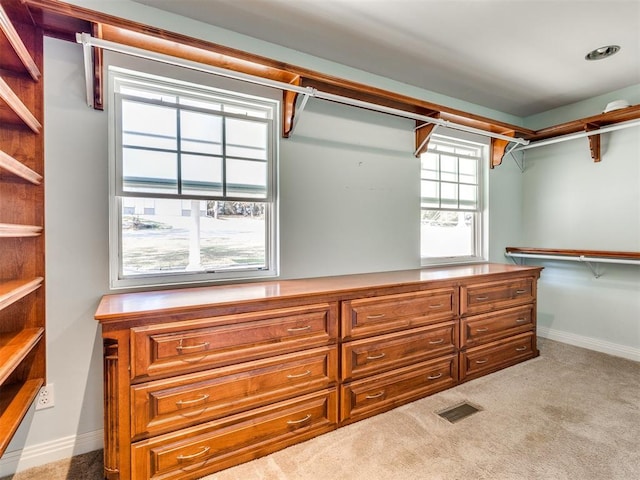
[175, 341, 210, 353]
[427, 372, 443, 380]
[365, 391, 385, 400]
[428, 338, 445, 345]
[176, 446, 210, 462]
[287, 370, 312, 379]
[475, 296, 489, 301]
[515, 289, 527, 294]
[287, 325, 312, 332]
[475, 359, 489, 364]
[516, 346, 528, 351]
[175, 394, 210, 407]
[429, 304, 443, 309]
[287, 414, 312, 425]
[366, 313, 386, 319]
[515, 318, 528, 323]
[366, 352, 386, 361]
[476, 327, 489, 333]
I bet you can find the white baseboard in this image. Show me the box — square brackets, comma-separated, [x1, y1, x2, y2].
[538, 326, 640, 362]
[0, 429, 103, 477]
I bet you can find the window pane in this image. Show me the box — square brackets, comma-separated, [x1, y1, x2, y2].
[421, 211, 476, 258]
[421, 180, 439, 208]
[122, 148, 178, 194]
[181, 154, 223, 196]
[122, 100, 176, 150]
[120, 86, 176, 103]
[225, 104, 269, 119]
[460, 184, 477, 209]
[421, 154, 438, 180]
[121, 198, 267, 277]
[226, 118, 268, 160]
[179, 97, 222, 112]
[459, 158, 477, 184]
[180, 110, 223, 155]
[440, 182, 458, 208]
[226, 159, 267, 198]
[440, 154, 458, 182]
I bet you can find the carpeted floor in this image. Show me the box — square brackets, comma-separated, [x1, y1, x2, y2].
[3, 339, 639, 480]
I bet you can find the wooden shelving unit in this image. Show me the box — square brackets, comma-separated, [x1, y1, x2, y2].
[0, 223, 43, 237]
[0, 0, 45, 459]
[0, 149, 43, 184]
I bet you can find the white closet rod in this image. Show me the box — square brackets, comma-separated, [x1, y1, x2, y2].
[510, 118, 640, 153]
[505, 252, 640, 266]
[75, 33, 528, 146]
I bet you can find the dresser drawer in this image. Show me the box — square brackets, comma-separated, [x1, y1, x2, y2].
[131, 389, 338, 480]
[460, 305, 534, 349]
[459, 332, 536, 382]
[341, 321, 457, 381]
[131, 346, 338, 439]
[341, 288, 456, 339]
[340, 355, 457, 424]
[460, 277, 535, 315]
[131, 303, 338, 380]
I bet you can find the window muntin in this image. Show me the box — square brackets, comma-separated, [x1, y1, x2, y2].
[109, 68, 278, 288]
[421, 134, 485, 264]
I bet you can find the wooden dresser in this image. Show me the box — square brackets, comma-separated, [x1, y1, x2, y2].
[95, 263, 542, 480]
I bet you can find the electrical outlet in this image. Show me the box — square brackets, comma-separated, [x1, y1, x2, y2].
[35, 383, 55, 410]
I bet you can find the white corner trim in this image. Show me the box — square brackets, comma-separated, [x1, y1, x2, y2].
[538, 326, 640, 362]
[0, 429, 103, 477]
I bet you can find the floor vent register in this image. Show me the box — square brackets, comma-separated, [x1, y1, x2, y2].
[436, 402, 482, 423]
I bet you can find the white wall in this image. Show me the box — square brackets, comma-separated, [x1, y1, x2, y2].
[520, 112, 640, 359]
[279, 101, 419, 278]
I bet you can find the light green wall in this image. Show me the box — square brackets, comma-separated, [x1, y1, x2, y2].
[524, 83, 640, 130]
[1, 2, 638, 475]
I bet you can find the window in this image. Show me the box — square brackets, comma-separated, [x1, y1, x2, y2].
[421, 133, 486, 265]
[109, 68, 278, 288]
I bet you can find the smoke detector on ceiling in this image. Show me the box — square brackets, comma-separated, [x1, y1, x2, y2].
[603, 99, 630, 113]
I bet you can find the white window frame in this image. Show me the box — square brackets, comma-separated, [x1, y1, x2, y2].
[420, 131, 488, 266]
[108, 67, 279, 289]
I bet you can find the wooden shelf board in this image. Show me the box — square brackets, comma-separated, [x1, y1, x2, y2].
[529, 105, 640, 141]
[0, 4, 41, 80]
[0, 328, 44, 385]
[0, 76, 41, 134]
[505, 247, 640, 260]
[0, 278, 44, 313]
[0, 223, 43, 237]
[0, 378, 43, 457]
[0, 149, 42, 184]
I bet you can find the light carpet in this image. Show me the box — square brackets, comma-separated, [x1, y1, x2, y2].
[203, 338, 640, 480]
[2, 339, 638, 480]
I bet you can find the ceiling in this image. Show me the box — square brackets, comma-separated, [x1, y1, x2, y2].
[130, 0, 640, 118]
